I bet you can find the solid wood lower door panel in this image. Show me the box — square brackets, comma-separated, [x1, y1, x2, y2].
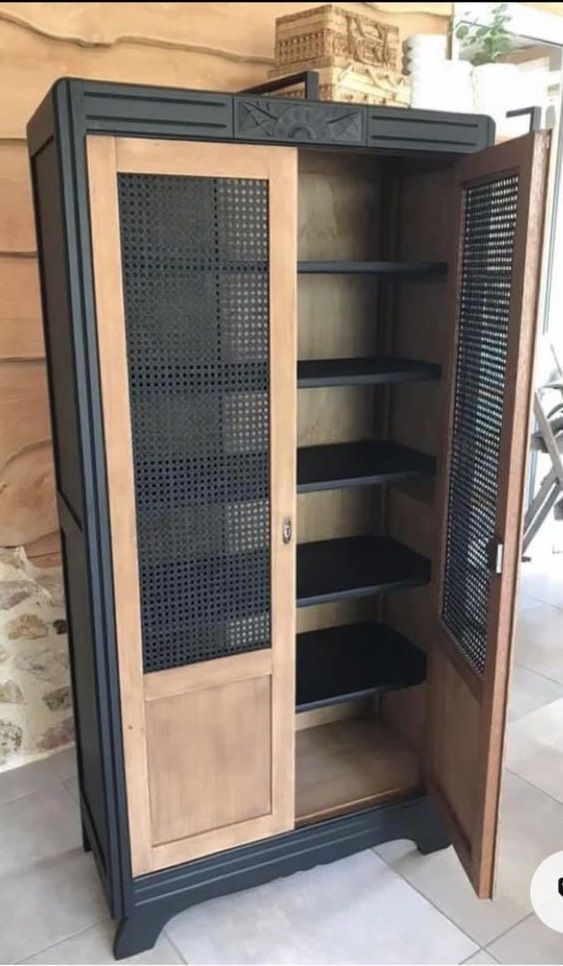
[141, 650, 290, 870]
[146, 676, 272, 846]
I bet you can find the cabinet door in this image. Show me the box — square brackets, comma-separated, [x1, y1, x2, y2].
[86, 137, 297, 876]
[427, 132, 549, 896]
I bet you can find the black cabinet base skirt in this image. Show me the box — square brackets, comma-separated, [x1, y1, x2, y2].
[112, 794, 449, 959]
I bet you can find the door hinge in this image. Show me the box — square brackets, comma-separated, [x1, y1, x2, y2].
[486, 536, 504, 575]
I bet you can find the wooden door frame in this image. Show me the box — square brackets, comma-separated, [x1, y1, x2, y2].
[426, 132, 549, 895]
[86, 136, 297, 875]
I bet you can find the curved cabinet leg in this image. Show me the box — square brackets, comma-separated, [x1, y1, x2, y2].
[412, 804, 450, 855]
[113, 911, 166, 961]
[415, 825, 450, 855]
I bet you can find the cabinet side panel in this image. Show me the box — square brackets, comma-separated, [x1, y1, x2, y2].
[30, 122, 119, 904]
[31, 139, 84, 521]
[60, 514, 109, 864]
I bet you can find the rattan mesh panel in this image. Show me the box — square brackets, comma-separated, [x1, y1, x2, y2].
[118, 174, 270, 673]
[442, 175, 518, 674]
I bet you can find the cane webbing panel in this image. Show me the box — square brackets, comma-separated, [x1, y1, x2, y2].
[442, 175, 519, 674]
[117, 173, 271, 672]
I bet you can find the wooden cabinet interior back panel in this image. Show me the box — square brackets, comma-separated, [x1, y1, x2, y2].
[296, 598, 375, 636]
[295, 715, 421, 825]
[297, 488, 380, 545]
[382, 163, 457, 662]
[298, 151, 382, 261]
[297, 386, 376, 446]
[298, 277, 378, 361]
[146, 675, 273, 845]
[296, 150, 384, 644]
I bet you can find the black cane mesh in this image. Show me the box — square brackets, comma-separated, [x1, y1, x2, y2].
[442, 175, 519, 674]
[117, 173, 271, 672]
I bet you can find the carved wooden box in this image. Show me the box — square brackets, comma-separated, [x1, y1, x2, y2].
[272, 4, 400, 73]
[270, 63, 410, 108]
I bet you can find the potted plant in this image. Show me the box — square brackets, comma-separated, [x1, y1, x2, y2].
[455, 3, 517, 131]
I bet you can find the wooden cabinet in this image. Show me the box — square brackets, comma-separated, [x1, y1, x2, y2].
[28, 80, 548, 959]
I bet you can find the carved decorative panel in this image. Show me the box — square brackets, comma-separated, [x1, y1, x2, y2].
[235, 98, 365, 145]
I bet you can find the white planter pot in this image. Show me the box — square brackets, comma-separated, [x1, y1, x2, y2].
[410, 60, 473, 113]
[472, 63, 520, 136]
[405, 34, 447, 57]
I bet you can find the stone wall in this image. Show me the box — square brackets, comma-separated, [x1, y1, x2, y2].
[0, 549, 71, 768]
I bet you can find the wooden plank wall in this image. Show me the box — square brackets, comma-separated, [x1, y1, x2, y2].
[0, 1, 453, 567]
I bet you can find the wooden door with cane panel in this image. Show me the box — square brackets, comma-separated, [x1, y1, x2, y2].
[86, 137, 297, 876]
[426, 132, 549, 896]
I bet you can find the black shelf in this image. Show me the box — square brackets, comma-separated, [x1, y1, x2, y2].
[298, 261, 447, 276]
[297, 535, 430, 607]
[296, 622, 426, 712]
[297, 357, 441, 388]
[297, 441, 435, 493]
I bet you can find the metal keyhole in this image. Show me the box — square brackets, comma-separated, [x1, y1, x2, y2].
[282, 517, 292, 544]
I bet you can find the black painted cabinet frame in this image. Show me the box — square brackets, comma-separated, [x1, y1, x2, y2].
[29, 78, 541, 960]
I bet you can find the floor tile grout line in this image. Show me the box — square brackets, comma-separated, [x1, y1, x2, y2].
[505, 766, 563, 808]
[482, 911, 534, 958]
[513, 658, 563, 691]
[371, 846, 480, 953]
[0, 774, 78, 813]
[162, 926, 190, 964]
[519, 592, 563, 615]
[0, 785, 56, 810]
[512, 659, 563, 692]
[14, 914, 108, 964]
[459, 949, 481, 964]
[459, 947, 499, 964]
[483, 948, 501, 963]
[60, 775, 79, 804]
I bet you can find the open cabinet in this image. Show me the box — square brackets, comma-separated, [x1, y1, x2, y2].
[27, 80, 548, 959]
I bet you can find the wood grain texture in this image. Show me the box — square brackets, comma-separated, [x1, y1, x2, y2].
[0, 438, 57, 546]
[0, 142, 35, 252]
[425, 133, 549, 897]
[295, 715, 421, 825]
[0, 3, 449, 54]
[473, 131, 550, 897]
[0, 256, 43, 359]
[24, 529, 61, 567]
[0, 360, 50, 467]
[296, 150, 382, 640]
[86, 135, 152, 876]
[146, 676, 272, 845]
[88, 135, 297, 873]
[269, 142, 298, 832]
[1, 1, 449, 553]
[144, 650, 273, 702]
[0, 360, 56, 546]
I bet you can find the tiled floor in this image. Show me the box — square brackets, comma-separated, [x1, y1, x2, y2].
[2, 550, 563, 964]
